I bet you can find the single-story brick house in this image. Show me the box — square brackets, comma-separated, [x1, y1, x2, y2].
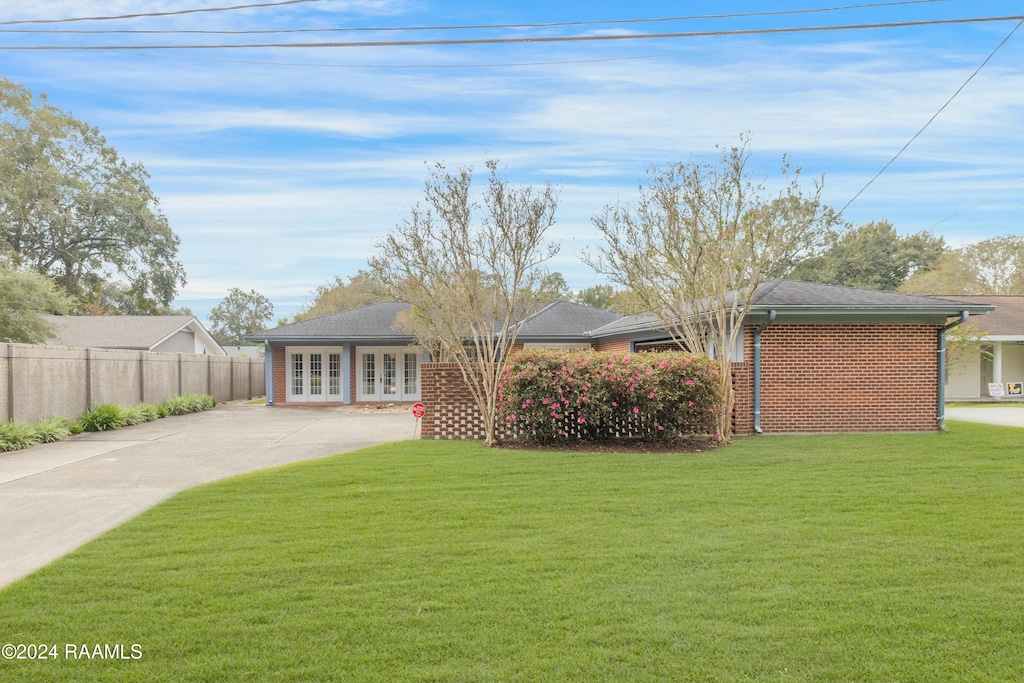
[249, 279, 992, 434]
[943, 295, 1024, 401]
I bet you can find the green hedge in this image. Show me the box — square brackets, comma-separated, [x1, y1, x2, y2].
[498, 349, 721, 443]
[0, 394, 218, 452]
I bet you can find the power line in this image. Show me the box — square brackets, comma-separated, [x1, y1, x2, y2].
[930, 179, 1024, 226]
[1, 14, 1022, 50]
[101, 42, 756, 70]
[0, 0, 950, 34]
[0, 0, 322, 26]
[838, 19, 1024, 215]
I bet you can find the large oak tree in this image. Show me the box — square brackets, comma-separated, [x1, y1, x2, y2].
[0, 77, 185, 309]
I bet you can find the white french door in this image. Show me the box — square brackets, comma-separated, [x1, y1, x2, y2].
[357, 347, 420, 402]
[287, 348, 343, 402]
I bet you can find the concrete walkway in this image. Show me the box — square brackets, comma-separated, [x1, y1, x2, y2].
[0, 404, 415, 589]
[946, 405, 1024, 429]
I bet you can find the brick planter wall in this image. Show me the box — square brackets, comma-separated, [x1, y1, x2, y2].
[420, 363, 487, 439]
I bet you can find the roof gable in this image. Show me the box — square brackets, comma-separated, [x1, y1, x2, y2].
[43, 315, 204, 350]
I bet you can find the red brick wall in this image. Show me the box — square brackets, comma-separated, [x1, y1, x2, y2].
[752, 323, 940, 433]
[593, 338, 631, 354]
[272, 346, 286, 404]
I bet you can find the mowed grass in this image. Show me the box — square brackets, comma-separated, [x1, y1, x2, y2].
[2, 423, 1024, 682]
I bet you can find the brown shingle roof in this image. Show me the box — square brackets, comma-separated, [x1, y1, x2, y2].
[934, 295, 1024, 336]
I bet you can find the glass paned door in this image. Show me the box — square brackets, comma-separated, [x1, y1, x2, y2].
[329, 354, 342, 396]
[357, 348, 421, 402]
[309, 353, 323, 397]
[404, 353, 419, 395]
[382, 353, 398, 397]
[359, 352, 377, 401]
[287, 348, 344, 402]
[290, 353, 304, 397]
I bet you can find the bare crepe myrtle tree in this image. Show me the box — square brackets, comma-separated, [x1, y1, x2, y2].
[369, 160, 560, 446]
[584, 138, 835, 441]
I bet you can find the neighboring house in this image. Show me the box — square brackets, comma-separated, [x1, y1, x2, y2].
[942, 295, 1024, 400]
[222, 345, 264, 358]
[43, 315, 226, 356]
[249, 280, 991, 434]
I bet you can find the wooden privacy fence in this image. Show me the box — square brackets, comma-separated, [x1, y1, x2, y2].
[0, 343, 266, 423]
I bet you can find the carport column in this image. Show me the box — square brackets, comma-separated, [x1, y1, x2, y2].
[993, 341, 1003, 388]
[342, 344, 351, 405]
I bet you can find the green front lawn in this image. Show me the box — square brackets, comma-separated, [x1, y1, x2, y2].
[2, 423, 1023, 681]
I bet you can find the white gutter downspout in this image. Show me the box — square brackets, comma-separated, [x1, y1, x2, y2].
[753, 310, 777, 435]
[937, 311, 969, 431]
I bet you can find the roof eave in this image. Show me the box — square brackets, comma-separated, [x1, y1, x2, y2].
[247, 335, 419, 344]
[748, 304, 995, 316]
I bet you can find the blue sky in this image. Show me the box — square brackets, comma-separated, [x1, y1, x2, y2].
[2, 1, 1023, 325]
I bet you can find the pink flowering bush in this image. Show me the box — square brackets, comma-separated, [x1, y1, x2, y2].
[498, 349, 720, 443]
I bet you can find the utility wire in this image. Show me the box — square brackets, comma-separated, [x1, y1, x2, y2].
[0, 0, 949, 33]
[930, 179, 1024, 226]
[838, 19, 1024, 215]
[1, 14, 1022, 50]
[101, 42, 756, 70]
[0, 0, 322, 26]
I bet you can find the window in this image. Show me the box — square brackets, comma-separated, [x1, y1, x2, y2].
[523, 343, 592, 351]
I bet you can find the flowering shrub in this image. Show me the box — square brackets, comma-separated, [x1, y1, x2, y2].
[498, 349, 720, 443]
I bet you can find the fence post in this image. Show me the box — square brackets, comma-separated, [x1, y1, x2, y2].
[5, 344, 14, 422]
[230, 357, 235, 401]
[178, 354, 183, 396]
[85, 347, 92, 408]
[207, 355, 212, 396]
[138, 352, 146, 404]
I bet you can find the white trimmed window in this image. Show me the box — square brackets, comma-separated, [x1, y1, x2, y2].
[523, 343, 592, 351]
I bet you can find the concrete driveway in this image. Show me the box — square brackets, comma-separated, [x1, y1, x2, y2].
[946, 405, 1024, 429]
[0, 404, 415, 589]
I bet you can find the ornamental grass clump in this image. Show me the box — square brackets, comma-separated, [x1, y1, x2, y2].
[0, 421, 42, 451]
[32, 416, 75, 443]
[80, 403, 128, 432]
[163, 393, 217, 416]
[122, 403, 162, 426]
[499, 349, 720, 443]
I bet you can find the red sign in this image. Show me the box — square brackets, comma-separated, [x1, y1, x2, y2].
[412, 402, 426, 419]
